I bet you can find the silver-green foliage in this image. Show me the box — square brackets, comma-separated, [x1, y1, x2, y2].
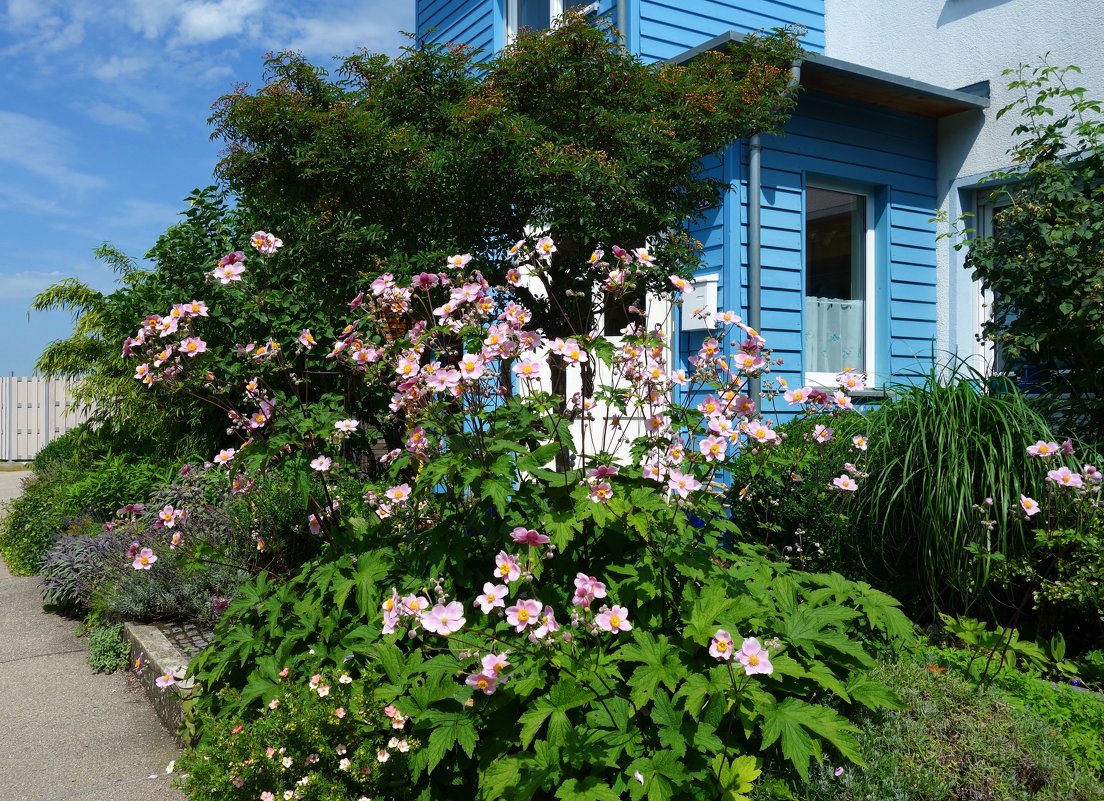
[87, 622, 132, 674]
[768, 657, 1104, 801]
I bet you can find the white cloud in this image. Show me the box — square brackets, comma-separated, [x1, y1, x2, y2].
[1, 0, 90, 57]
[274, 3, 415, 58]
[5, 0, 59, 26]
[174, 0, 266, 45]
[77, 100, 150, 132]
[91, 54, 153, 81]
[122, 0, 187, 39]
[0, 111, 106, 193]
[0, 184, 69, 215]
[110, 198, 184, 229]
[0, 269, 69, 299]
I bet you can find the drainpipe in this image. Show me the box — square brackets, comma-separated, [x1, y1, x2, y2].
[747, 133, 762, 402]
[616, 0, 627, 44]
[747, 60, 802, 404]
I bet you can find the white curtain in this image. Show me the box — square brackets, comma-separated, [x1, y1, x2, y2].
[805, 296, 864, 374]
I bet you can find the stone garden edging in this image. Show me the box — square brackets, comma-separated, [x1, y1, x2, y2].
[123, 622, 203, 742]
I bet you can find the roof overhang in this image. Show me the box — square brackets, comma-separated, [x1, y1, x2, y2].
[670, 31, 989, 119]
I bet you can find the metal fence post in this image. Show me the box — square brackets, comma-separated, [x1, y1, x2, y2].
[6, 372, 13, 463]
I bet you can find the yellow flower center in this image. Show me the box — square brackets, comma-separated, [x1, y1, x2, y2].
[517, 609, 530, 622]
[609, 614, 621, 628]
[747, 653, 760, 666]
[717, 640, 728, 652]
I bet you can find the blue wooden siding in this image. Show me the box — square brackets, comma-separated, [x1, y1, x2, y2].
[679, 152, 730, 396]
[635, 0, 824, 63]
[675, 90, 938, 419]
[754, 91, 937, 404]
[417, 0, 500, 56]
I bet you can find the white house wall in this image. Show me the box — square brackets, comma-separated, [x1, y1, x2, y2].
[824, 0, 1104, 368]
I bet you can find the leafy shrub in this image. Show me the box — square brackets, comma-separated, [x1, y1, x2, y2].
[188, 543, 915, 799]
[937, 616, 1080, 688]
[87, 622, 132, 674]
[63, 454, 176, 518]
[99, 553, 246, 626]
[186, 552, 391, 730]
[0, 462, 83, 574]
[728, 413, 866, 574]
[992, 515, 1104, 649]
[1081, 650, 1104, 689]
[768, 657, 1104, 801]
[40, 531, 130, 612]
[37, 462, 317, 626]
[1, 448, 176, 575]
[161, 230, 925, 800]
[177, 670, 415, 800]
[32, 424, 89, 471]
[964, 63, 1104, 438]
[994, 669, 1104, 780]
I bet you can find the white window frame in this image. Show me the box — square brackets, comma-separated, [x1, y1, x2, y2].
[506, 0, 595, 43]
[803, 181, 876, 388]
[975, 194, 1012, 374]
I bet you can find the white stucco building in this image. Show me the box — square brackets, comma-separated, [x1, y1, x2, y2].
[825, 0, 1104, 369]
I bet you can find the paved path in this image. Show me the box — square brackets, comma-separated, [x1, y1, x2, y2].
[0, 469, 185, 801]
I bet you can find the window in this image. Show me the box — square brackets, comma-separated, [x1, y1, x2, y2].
[507, 0, 595, 40]
[803, 185, 875, 385]
[975, 195, 1012, 373]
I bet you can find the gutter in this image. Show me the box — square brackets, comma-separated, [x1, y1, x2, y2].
[747, 61, 801, 402]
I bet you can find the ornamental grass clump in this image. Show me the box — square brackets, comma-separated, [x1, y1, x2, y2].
[131, 229, 919, 800]
[844, 366, 1066, 619]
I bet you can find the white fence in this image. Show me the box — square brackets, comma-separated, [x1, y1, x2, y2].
[0, 376, 88, 462]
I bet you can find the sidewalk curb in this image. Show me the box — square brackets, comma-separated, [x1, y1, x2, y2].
[124, 622, 195, 742]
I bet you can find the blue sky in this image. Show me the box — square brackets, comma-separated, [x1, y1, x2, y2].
[0, 0, 414, 375]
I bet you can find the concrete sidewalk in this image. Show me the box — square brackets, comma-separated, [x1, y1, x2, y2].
[0, 469, 185, 801]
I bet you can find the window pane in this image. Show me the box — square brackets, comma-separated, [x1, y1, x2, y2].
[805, 187, 866, 374]
[519, 0, 550, 31]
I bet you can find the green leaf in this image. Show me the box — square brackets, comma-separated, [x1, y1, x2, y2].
[618, 631, 688, 707]
[555, 777, 621, 801]
[626, 750, 690, 801]
[682, 582, 738, 644]
[422, 709, 478, 773]
[676, 668, 729, 720]
[712, 754, 761, 801]
[480, 477, 512, 516]
[517, 441, 564, 472]
[518, 678, 594, 749]
[802, 661, 850, 700]
[480, 757, 521, 800]
[651, 691, 688, 759]
[585, 695, 632, 732]
[844, 674, 904, 710]
[760, 698, 863, 781]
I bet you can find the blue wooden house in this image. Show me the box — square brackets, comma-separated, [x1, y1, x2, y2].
[415, 0, 989, 403]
